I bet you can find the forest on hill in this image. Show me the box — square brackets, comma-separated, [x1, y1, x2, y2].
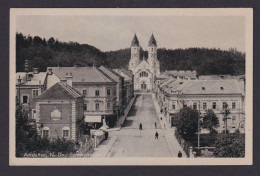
[16, 33, 245, 75]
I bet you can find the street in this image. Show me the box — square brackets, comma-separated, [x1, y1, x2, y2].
[106, 94, 172, 157]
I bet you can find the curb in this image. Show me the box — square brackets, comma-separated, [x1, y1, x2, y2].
[105, 136, 118, 157]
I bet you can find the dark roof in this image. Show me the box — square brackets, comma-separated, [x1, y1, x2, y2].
[131, 34, 139, 47]
[148, 34, 157, 47]
[48, 67, 115, 83]
[36, 82, 82, 100]
[99, 66, 123, 82]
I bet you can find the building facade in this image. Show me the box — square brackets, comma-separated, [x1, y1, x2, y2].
[157, 78, 245, 133]
[128, 34, 160, 92]
[16, 68, 48, 119]
[48, 66, 118, 128]
[35, 82, 84, 141]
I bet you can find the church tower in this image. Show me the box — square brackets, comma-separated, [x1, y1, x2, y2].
[148, 34, 160, 77]
[129, 34, 140, 72]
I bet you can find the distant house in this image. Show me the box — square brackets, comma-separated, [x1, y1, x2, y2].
[35, 82, 84, 140]
[113, 68, 134, 105]
[47, 66, 118, 128]
[99, 65, 125, 115]
[16, 68, 48, 119]
[157, 79, 245, 133]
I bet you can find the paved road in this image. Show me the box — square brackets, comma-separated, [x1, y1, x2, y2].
[107, 94, 172, 157]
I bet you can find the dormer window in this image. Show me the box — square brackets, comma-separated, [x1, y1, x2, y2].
[220, 87, 224, 92]
[202, 87, 205, 92]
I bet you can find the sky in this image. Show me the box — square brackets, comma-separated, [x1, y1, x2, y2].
[17, 15, 245, 52]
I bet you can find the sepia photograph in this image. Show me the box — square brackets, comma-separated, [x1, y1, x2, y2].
[9, 8, 253, 165]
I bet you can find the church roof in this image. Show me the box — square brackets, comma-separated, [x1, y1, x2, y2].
[148, 34, 157, 47]
[131, 34, 139, 47]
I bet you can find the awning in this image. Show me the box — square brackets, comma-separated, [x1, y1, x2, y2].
[84, 115, 102, 123]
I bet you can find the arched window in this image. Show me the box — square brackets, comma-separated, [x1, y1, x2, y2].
[42, 127, 50, 138]
[139, 71, 148, 77]
[62, 126, 70, 139]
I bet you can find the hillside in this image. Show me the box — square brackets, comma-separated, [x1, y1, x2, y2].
[16, 33, 245, 75]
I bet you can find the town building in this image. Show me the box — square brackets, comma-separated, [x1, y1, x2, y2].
[16, 68, 48, 119]
[35, 82, 84, 140]
[113, 68, 134, 105]
[157, 78, 245, 133]
[47, 66, 118, 128]
[99, 66, 125, 116]
[128, 34, 160, 92]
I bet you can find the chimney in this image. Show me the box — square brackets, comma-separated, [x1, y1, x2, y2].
[47, 68, 53, 75]
[24, 60, 29, 73]
[65, 73, 73, 87]
[33, 68, 39, 74]
[74, 64, 81, 68]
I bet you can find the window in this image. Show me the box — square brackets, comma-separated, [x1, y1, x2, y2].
[107, 89, 111, 96]
[62, 127, 70, 138]
[232, 102, 236, 109]
[83, 90, 87, 96]
[212, 102, 216, 109]
[220, 87, 224, 92]
[202, 87, 205, 92]
[139, 71, 148, 77]
[172, 103, 176, 110]
[193, 102, 197, 110]
[203, 102, 207, 110]
[107, 102, 111, 109]
[95, 103, 100, 110]
[222, 102, 228, 109]
[95, 90, 100, 97]
[22, 95, 29, 104]
[32, 109, 36, 119]
[84, 104, 87, 111]
[32, 89, 39, 98]
[42, 127, 50, 138]
[232, 116, 236, 124]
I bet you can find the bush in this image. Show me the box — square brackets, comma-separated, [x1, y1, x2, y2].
[214, 133, 245, 157]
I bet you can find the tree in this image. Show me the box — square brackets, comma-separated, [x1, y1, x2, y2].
[173, 107, 200, 140]
[201, 110, 219, 134]
[214, 133, 245, 157]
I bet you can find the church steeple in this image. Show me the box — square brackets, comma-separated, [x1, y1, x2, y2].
[131, 34, 140, 47]
[129, 34, 140, 72]
[148, 33, 157, 47]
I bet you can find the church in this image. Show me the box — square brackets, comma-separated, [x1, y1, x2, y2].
[128, 34, 160, 92]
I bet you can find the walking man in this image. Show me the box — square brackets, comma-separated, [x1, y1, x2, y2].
[139, 123, 143, 130]
[178, 151, 182, 158]
[155, 131, 159, 139]
[155, 122, 157, 129]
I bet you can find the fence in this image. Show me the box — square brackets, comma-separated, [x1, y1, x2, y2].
[174, 128, 193, 157]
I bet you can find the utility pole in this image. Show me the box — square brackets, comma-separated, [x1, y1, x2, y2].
[198, 101, 201, 148]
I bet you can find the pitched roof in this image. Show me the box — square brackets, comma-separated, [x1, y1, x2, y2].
[148, 34, 157, 47]
[36, 82, 82, 100]
[131, 34, 139, 47]
[113, 68, 133, 81]
[162, 70, 197, 79]
[48, 67, 116, 83]
[167, 79, 243, 95]
[99, 66, 124, 84]
[16, 72, 47, 86]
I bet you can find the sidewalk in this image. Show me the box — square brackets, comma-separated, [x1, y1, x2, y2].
[91, 136, 118, 157]
[152, 93, 187, 157]
[106, 95, 137, 132]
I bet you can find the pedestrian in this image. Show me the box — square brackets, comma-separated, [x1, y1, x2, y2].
[178, 151, 182, 158]
[155, 122, 157, 129]
[155, 131, 159, 139]
[164, 123, 166, 130]
[160, 117, 162, 121]
[139, 123, 142, 130]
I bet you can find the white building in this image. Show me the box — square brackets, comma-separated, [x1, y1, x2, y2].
[157, 78, 245, 133]
[128, 34, 160, 92]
